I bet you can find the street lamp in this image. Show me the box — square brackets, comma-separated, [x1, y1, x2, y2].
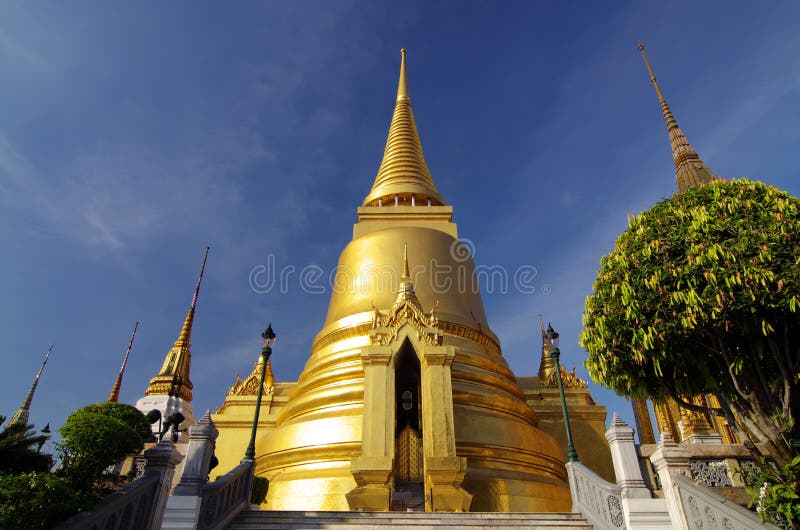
[546, 323, 579, 462]
[37, 423, 50, 453]
[245, 322, 276, 460]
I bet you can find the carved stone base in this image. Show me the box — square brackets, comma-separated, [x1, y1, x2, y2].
[425, 456, 472, 512]
[683, 433, 723, 445]
[346, 456, 393, 511]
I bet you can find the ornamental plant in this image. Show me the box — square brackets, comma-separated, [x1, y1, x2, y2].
[741, 456, 800, 529]
[59, 402, 151, 486]
[581, 179, 800, 461]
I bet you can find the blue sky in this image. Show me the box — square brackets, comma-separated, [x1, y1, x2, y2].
[2, 2, 799, 445]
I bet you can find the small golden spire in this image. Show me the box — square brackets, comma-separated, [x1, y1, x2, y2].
[109, 321, 138, 403]
[536, 316, 555, 381]
[145, 246, 210, 402]
[638, 42, 715, 194]
[393, 243, 420, 309]
[363, 49, 445, 207]
[10, 344, 53, 427]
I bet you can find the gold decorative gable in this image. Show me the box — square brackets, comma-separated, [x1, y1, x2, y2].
[228, 359, 275, 396]
[541, 366, 587, 389]
[369, 294, 441, 347]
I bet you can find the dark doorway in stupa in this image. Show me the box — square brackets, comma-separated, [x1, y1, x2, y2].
[392, 340, 424, 509]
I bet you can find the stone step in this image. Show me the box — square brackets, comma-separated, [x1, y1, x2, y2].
[237, 511, 589, 519]
[228, 521, 593, 530]
[228, 511, 593, 529]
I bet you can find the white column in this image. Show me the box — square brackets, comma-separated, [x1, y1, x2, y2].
[162, 412, 218, 529]
[606, 413, 673, 529]
[649, 432, 692, 529]
[606, 413, 651, 498]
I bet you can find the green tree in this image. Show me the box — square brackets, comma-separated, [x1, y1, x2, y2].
[59, 402, 151, 485]
[0, 472, 92, 530]
[0, 416, 51, 475]
[581, 179, 800, 461]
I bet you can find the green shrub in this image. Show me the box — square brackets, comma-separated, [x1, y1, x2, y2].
[742, 456, 800, 529]
[250, 476, 269, 505]
[0, 472, 93, 529]
[59, 402, 150, 485]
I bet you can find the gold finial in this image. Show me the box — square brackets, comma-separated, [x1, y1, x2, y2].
[637, 42, 715, 194]
[397, 49, 409, 102]
[362, 49, 445, 207]
[191, 246, 210, 310]
[402, 243, 410, 278]
[109, 321, 138, 402]
[538, 314, 546, 344]
[9, 344, 54, 427]
[175, 246, 210, 348]
[535, 315, 556, 383]
[637, 41, 664, 101]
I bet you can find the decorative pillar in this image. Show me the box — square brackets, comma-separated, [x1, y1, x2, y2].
[347, 344, 394, 511]
[606, 414, 651, 498]
[162, 412, 219, 529]
[421, 345, 471, 512]
[632, 398, 657, 445]
[607, 414, 674, 530]
[143, 441, 184, 530]
[654, 401, 679, 441]
[649, 432, 692, 528]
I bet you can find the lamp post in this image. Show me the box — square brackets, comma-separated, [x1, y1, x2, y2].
[37, 423, 50, 453]
[546, 324, 579, 462]
[245, 322, 276, 461]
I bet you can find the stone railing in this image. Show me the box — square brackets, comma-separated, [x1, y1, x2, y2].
[197, 459, 254, 530]
[566, 461, 626, 530]
[55, 441, 182, 530]
[672, 474, 778, 530]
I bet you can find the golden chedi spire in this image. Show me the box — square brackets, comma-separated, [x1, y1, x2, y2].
[9, 344, 53, 427]
[145, 246, 209, 402]
[108, 322, 138, 403]
[363, 49, 445, 207]
[638, 42, 715, 194]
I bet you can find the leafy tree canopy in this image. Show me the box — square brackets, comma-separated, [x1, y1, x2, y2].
[0, 472, 93, 530]
[581, 179, 800, 459]
[59, 402, 150, 481]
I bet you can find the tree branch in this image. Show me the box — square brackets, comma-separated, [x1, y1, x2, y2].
[661, 382, 724, 416]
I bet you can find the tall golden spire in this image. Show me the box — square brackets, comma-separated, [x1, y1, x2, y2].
[363, 49, 445, 207]
[145, 246, 209, 402]
[9, 344, 53, 427]
[108, 321, 138, 403]
[638, 42, 715, 194]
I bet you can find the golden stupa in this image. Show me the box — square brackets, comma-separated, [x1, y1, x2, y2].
[212, 50, 612, 512]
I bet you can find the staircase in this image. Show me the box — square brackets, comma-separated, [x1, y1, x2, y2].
[390, 481, 426, 511]
[228, 510, 593, 529]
